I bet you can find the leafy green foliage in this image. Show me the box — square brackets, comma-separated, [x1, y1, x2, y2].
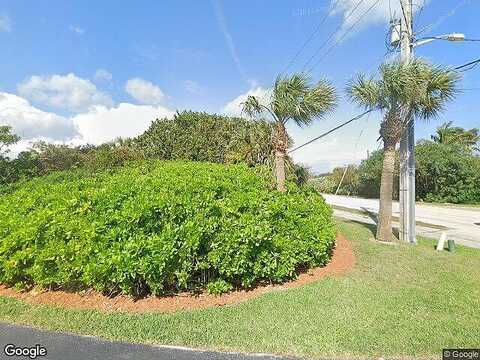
[431, 121, 479, 153]
[206, 279, 233, 295]
[348, 60, 459, 146]
[243, 73, 337, 126]
[355, 150, 399, 199]
[319, 142, 479, 204]
[0, 161, 335, 296]
[134, 111, 274, 167]
[0, 112, 277, 189]
[0, 126, 20, 156]
[2, 220, 479, 358]
[312, 166, 362, 197]
[416, 141, 480, 204]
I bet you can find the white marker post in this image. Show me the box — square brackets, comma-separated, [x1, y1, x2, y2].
[436, 232, 447, 251]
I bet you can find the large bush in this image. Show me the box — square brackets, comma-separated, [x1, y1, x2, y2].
[416, 141, 480, 203]
[134, 111, 275, 166]
[0, 161, 335, 296]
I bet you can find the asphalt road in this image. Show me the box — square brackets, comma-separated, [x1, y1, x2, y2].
[323, 194, 480, 249]
[0, 322, 293, 360]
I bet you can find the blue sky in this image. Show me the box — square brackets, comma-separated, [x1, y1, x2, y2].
[0, 0, 479, 172]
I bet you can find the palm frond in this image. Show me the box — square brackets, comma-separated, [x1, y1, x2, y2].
[272, 73, 337, 126]
[241, 95, 263, 118]
[346, 74, 382, 110]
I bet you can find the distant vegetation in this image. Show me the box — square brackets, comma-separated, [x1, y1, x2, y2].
[315, 122, 480, 204]
[0, 111, 313, 192]
[0, 161, 334, 296]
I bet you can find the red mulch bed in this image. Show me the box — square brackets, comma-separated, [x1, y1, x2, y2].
[0, 234, 355, 313]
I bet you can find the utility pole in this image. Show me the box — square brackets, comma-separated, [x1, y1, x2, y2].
[399, 0, 416, 244]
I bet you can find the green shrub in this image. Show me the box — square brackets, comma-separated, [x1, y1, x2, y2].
[416, 141, 480, 204]
[206, 279, 233, 295]
[134, 111, 275, 166]
[0, 161, 335, 296]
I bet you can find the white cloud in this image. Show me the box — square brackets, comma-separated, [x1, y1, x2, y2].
[184, 80, 203, 95]
[125, 78, 166, 105]
[330, 0, 429, 40]
[69, 25, 85, 35]
[18, 73, 113, 113]
[94, 69, 113, 82]
[72, 103, 175, 144]
[0, 14, 12, 32]
[0, 92, 78, 141]
[223, 87, 272, 117]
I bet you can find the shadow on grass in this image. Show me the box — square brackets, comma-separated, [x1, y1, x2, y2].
[340, 217, 400, 241]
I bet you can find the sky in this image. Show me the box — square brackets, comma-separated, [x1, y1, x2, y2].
[0, 0, 479, 173]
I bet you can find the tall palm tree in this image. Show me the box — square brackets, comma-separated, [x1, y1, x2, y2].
[432, 121, 480, 153]
[242, 73, 337, 192]
[347, 60, 459, 242]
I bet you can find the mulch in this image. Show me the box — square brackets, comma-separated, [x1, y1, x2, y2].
[0, 234, 355, 314]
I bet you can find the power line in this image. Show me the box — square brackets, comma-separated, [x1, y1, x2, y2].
[454, 58, 480, 72]
[301, 0, 368, 72]
[415, 0, 472, 37]
[259, 1, 366, 108]
[288, 109, 373, 153]
[281, 0, 341, 75]
[306, 0, 383, 73]
[398, 0, 411, 37]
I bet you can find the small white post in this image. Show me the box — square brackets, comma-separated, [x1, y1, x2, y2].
[436, 232, 447, 251]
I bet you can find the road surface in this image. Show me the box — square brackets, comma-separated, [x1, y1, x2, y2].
[322, 194, 480, 249]
[0, 322, 294, 360]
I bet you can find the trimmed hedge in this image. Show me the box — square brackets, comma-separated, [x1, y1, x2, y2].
[0, 161, 335, 296]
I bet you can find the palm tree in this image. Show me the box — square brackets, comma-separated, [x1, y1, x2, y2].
[432, 121, 480, 153]
[347, 60, 459, 242]
[242, 73, 337, 192]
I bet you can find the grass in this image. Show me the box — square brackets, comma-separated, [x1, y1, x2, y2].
[1, 219, 479, 359]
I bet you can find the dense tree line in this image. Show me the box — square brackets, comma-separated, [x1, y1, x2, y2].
[1, 111, 310, 191]
[315, 122, 480, 204]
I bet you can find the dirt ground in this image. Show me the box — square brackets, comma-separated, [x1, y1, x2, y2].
[0, 234, 355, 313]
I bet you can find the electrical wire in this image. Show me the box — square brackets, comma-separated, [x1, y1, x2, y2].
[281, 0, 341, 75]
[398, 0, 411, 37]
[259, 1, 366, 108]
[415, 0, 471, 37]
[453, 58, 480, 72]
[300, 0, 368, 72]
[306, 0, 383, 73]
[288, 109, 373, 154]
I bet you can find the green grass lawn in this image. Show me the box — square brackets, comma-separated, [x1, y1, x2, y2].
[1, 219, 479, 359]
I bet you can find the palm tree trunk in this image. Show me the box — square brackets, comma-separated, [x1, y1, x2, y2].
[274, 122, 287, 192]
[376, 144, 396, 242]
